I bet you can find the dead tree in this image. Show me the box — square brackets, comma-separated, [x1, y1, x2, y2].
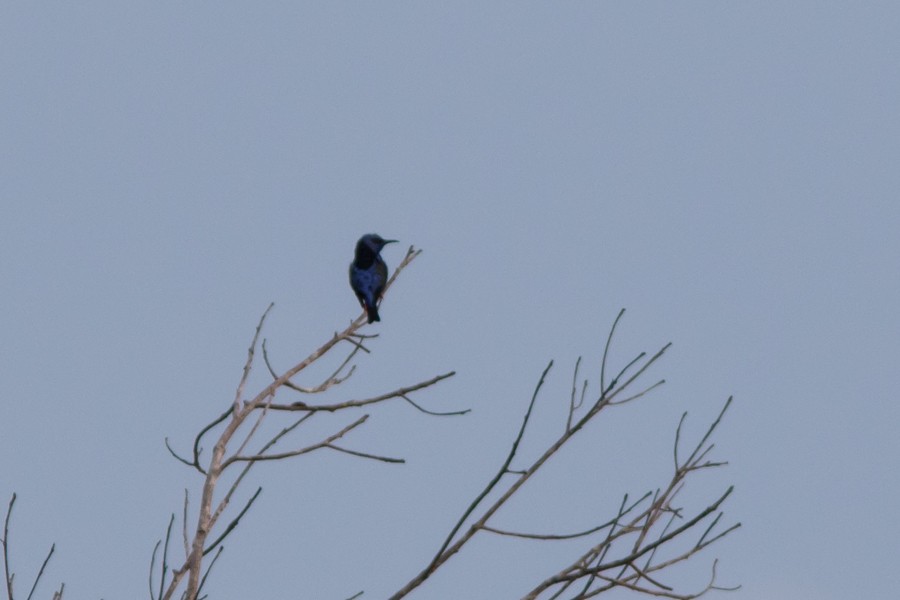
[153, 247, 465, 600]
[153, 247, 739, 599]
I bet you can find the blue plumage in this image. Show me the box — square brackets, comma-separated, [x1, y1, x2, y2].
[349, 233, 397, 323]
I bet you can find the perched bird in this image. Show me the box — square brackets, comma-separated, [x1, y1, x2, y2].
[349, 233, 398, 323]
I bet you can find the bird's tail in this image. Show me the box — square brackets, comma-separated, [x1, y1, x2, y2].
[365, 302, 381, 323]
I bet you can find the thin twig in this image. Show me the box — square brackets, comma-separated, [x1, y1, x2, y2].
[203, 488, 262, 555]
[481, 491, 652, 541]
[527, 486, 735, 596]
[234, 303, 275, 411]
[400, 394, 470, 417]
[149, 541, 160, 600]
[608, 379, 666, 406]
[431, 361, 553, 567]
[25, 543, 54, 600]
[196, 545, 223, 600]
[223, 416, 369, 466]
[673, 412, 687, 471]
[232, 397, 275, 463]
[191, 408, 231, 475]
[263, 339, 361, 394]
[3, 494, 16, 600]
[159, 514, 174, 600]
[275, 372, 457, 413]
[327, 445, 405, 464]
[600, 309, 626, 393]
[567, 357, 583, 431]
[602, 344, 671, 406]
[389, 362, 554, 600]
[164, 438, 194, 468]
[684, 397, 733, 468]
[697, 523, 741, 551]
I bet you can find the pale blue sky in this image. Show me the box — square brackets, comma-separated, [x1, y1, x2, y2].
[2, 3, 899, 599]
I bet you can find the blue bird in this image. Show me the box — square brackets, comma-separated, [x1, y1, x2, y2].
[349, 233, 398, 323]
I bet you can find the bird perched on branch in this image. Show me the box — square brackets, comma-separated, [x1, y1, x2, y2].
[349, 233, 397, 323]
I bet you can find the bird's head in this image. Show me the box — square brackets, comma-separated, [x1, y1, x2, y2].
[358, 233, 398, 253]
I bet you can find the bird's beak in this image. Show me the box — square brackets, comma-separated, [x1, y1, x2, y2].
[383, 239, 399, 245]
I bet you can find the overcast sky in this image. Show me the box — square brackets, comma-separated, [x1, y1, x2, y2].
[2, 3, 899, 599]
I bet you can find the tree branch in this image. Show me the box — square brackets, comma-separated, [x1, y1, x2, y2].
[390, 312, 736, 600]
[158, 246, 455, 600]
[2, 494, 60, 600]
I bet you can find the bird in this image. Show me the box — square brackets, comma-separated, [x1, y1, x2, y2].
[349, 233, 398, 323]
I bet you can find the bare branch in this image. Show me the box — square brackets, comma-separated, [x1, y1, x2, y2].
[191, 408, 231, 475]
[196, 545, 223, 600]
[159, 514, 174, 600]
[439, 360, 553, 557]
[383, 246, 421, 297]
[326, 445, 405, 464]
[683, 397, 733, 468]
[164, 438, 194, 468]
[206, 413, 314, 540]
[156, 255, 734, 600]
[602, 344, 670, 406]
[263, 338, 360, 394]
[389, 361, 554, 600]
[342, 334, 373, 354]
[23, 544, 53, 600]
[3, 494, 15, 600]
[390, 312, 736, 600]
[673, 412, 687, 472]
[160, 248, 437, 599]
[600, 308, 626, 393]
[525, 486, 736, 598]
[567, 357, 583, 431]
[399, 394, 470, 417]
[182, 490, 190, 560]
[149, 541, 160, 600]
[209, 411, 316, 533]
[275, 372, 458, 413]
[231, 398, 276, 464]
[628, 561, 673, 592]
[482, 491, 652, 541]
[697, 523, 741, 552]
[234, 303, 275, 411]
[223, 415, 369, 467]
[2, 495, 60, 600]
[203, 487, 262, 555]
